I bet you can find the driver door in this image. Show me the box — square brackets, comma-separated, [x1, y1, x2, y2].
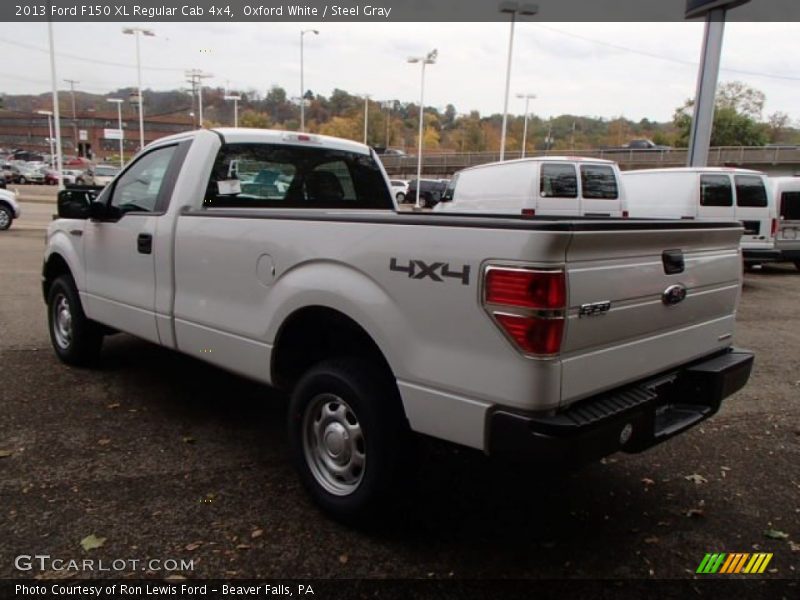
[83, 145, 178, 343]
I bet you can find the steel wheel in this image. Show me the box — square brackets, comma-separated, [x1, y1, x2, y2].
[51, 292, 73, 350]
[0, 206, 10, 230]
[302, 393, 366, 496]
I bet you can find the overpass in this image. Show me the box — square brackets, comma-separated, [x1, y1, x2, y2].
[379, 146, 800, 178]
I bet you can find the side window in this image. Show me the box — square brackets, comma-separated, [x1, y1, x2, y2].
[441, 174, 458, 202]
[580, 165, 618, 199]
[735, 175, 768, 207]
[780, 191, 800, 220]
[540, 164, 577, 198]
[110, 145, 177, 213]
[700, 175, 733, 207]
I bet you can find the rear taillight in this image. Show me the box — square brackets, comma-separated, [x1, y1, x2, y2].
[483, 267, 566, 356]
[494, 313, 565, 355]
[521, 208, 536, 217]
[486, 268, 565, 309]
[771, 218, 778, 237]
[622, 210, 629, 218]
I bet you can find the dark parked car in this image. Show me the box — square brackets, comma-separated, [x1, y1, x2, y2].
[624, 138, 671, 150]
[406, 178, 449, 208]
[11, 150, 45, 162]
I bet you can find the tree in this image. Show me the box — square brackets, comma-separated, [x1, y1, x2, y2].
[767, 111, 791, 143]
[716, 81, 765, 120]
[239, 110, 270, 129]
[672, 81, 769, 147]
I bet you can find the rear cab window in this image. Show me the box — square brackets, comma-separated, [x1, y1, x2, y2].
[580, 165, 618, 199]
[540, 163, 577, 198]
[700, 174, 733, 206]
[204, 143, 392, 209]
[734, 175, 768, 207]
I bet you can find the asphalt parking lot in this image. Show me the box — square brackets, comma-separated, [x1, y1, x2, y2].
[1, 192, 798, 583]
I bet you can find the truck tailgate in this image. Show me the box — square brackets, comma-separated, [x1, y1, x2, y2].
[560, 225, 742, 405]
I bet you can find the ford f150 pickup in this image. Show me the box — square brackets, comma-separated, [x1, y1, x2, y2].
[43, 128, 753, 522]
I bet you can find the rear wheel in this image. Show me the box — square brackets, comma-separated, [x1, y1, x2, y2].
[0, 204, 11, 231]
[288, 357, 413, 523]
[47, 275, 103, 366]
[396, 192, 405, 203]
[18, 176, 26, 185]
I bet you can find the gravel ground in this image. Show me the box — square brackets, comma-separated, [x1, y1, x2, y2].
[0, 226, 798, 587]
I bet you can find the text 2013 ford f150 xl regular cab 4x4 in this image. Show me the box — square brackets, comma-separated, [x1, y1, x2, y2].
[43, 129, 753, 522]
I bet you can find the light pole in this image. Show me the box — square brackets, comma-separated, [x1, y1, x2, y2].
[299, 29, 319, 132]
[107, 98, 124, 168]
[122, 27, 154, 151]
[47, 21, 64, 189]
[362, 94, 370, 145]
[36, 110, 54, 164]
[224, 94, 241, 128]
[516, 93, 536, 158]
[407, 49, 437, 209]
[382, 101, 392, 148]
[499, 2, 538, 161]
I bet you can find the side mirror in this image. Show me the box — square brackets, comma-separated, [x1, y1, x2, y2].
[57, 189, 92, 219]
[89, 200, 109, 220]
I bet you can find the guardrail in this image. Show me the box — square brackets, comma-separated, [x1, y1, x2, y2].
[379, 146, 800, 176]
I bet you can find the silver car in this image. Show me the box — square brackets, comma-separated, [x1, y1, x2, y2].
[0, 188, 21, 230]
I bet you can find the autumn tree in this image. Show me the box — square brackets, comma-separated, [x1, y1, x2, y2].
[673, 81, 769, 147]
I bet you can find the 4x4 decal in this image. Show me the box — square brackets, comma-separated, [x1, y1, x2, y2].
[390, 258, 471, 285]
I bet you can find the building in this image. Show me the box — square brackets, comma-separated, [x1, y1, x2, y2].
[0, 108, 193, 159]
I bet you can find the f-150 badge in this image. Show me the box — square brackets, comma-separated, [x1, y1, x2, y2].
[390, 258, 471, 285]
[578, 301, 611, 318]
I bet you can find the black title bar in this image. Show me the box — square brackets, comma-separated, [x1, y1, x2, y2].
[2, 0, 798, 22]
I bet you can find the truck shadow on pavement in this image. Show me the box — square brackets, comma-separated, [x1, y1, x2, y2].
[70, 334, 724, 578]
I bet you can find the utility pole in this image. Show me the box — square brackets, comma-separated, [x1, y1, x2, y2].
[64, 79, 79, 156]
[185, 69, 213, 128]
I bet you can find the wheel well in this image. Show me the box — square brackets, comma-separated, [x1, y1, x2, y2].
[42, 253, 72, 301]
[272, 306, 393, 391]
[0, 200, 12, 213]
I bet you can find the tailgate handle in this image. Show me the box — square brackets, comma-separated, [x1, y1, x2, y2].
[662, 249, 684, 275]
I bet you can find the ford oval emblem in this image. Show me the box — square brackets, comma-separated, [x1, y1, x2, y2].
[662, 284, 687, 306]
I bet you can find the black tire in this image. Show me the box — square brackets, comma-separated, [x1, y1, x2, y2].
[47, 275, 103, 366]
[0, 204, 11, 231]
[18, 176, 26, 185]
[288, 357, 414, 524]
[396, 192, 405, 203]
[794, 261, 800, 272]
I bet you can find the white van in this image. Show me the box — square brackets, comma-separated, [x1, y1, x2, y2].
[621, 167, 778, 265]
[771, 176, 800, 270]
[434, 157, 625, 217]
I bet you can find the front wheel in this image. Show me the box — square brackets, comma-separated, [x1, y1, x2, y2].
[288, 357, 414, 524]
[0, 204, 12, 231]
[396, 192, 405, 203]
[47, 275, 103, 366]
[18, 176, 26, 185]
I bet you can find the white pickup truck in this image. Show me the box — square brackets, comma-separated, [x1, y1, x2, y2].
[43, 128, 753, 522]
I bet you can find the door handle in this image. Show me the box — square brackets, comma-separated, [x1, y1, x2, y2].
[137, 233, 153, 255]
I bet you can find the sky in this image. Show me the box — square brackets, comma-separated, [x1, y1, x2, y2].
[0, 21, 797, 123]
